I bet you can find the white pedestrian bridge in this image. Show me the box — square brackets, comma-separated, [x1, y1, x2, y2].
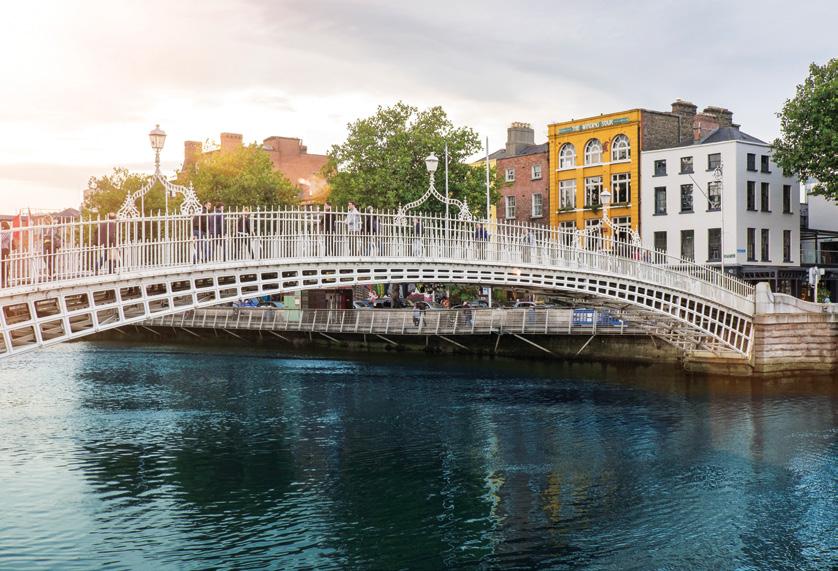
[0, 208, 755, 359]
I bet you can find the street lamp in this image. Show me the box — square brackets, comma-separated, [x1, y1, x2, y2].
[425, 152, 439, 174]
[149, 124, 166, 173]
[600, 188, 611, 245]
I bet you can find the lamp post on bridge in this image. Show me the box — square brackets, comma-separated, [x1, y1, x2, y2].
[599, 188, 612, 247]
[148, 124, 171, 218]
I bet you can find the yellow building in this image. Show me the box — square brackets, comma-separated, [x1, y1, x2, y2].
[548, 101, 703, 237]
[548, 110, 642, 237]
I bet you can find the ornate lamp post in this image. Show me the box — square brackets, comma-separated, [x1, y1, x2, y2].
[394, 151, 472, 227]
[117, 125, 201, 219]
[599, 187, 612, 245]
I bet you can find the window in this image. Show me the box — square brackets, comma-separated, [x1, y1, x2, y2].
[559, 220, 576, 245]
[611, 134, 630, 161]
[783, 185, 792, 214]
[559, 143, 576, 169]
[680, 184, 693, 212]
[612, 217, 632, 242]
[611, 173, 630, 204]
[747, 228, 756, 261]
[761, 229, 770, 261]
[761, 155, 771, 173]
[708, 153, 721, 171]
[783, 230, 792, 262]
[708, 228, 721, 262]
[531, 193, 544, 218]
[707, 181, 721, 211]
[680, 230, 694, 261]
[531, 164, 542, 180]
[746, 181, 756, 211]
[747, 153, 756, 171]
[680, 156, 693, 174]
[584, 139, 602, 165]
[654, 159, 667, 176]
[654, 187, 667, 215]
[504, 195, 516, 218]
[761, 182, 770, 212]
[585, 219, 601, 240]
[559, 179, 576, 210]
[654, 231, 667, 254]
[584, 176, 602, 207]
[505, 168, 515, 182]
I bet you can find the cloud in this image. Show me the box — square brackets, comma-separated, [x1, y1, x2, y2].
[0, 0, 836, 212]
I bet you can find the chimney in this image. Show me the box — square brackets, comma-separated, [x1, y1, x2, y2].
[671, 99, 697, 143]
[219, 132, 243, 153]
[183, 141, 202, 170]
[506, 122, 535, 156]
[702, 106, 734, 128]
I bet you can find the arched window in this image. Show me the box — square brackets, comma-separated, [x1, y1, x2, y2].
[558, 143, 576, 169]
[584, 139, 602, 165]
[611, 134, 630, 162]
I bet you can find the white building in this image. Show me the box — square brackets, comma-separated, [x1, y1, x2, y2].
[640, 126, 800, 293]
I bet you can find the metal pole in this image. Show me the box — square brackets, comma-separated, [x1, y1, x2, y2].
[445, 142, 449, 248]
[485, 136, 492, 308]
[485, 136, 490, 221]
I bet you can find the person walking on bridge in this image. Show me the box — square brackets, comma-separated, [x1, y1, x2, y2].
[96, 212, 118, 273]
[208, 203, 226, 261]
[364, 206, 379, 256]
[192, 202, 211, 263]
[0, 221, 10, 288]
[321, 202, 335, 256]
[237, 207, 256, 259]
[345, 201, 362, 256]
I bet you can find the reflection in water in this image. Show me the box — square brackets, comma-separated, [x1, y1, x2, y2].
[0, 341, 834, 569]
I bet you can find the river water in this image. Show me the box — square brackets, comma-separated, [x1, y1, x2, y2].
[0, 341, 834, 570]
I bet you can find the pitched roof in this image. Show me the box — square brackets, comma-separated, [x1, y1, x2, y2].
[699, 127, 766, 145]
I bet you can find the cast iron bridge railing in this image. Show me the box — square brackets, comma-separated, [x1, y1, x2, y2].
[0, 208, 755, 358]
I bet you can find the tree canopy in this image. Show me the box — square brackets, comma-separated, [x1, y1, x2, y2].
[180, 144, 299, 208]
[772, 58, 838, 199]
[82, 168, 157, 216]
[324, 102, 498, 216]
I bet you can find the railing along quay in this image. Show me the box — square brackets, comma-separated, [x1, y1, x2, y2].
[145, 307, 655, 338]
[1, 207, 755, 305]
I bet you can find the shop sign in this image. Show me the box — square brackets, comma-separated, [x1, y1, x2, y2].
[558, 117, 630, 134]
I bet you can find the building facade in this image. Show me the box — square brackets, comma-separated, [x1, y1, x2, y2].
[640, 126, 800, 293]
[496, 123, 549, 225]
[547, 101, 737, 239]
[182, 132, 329, 204]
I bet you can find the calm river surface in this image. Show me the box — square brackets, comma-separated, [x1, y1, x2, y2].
[0, 341, 835, 570]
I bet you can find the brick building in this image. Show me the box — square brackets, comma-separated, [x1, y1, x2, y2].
[182, 132, 329, 204]
[495, 123, 549, 224]
[548, 100, 736, 236]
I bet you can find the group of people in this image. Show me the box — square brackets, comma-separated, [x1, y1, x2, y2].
[190, 202, 260, 263]
[0, 212, 122, 287]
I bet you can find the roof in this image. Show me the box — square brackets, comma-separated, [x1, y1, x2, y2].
[699, 127, 766, 145]
[493, 142, 549, 162]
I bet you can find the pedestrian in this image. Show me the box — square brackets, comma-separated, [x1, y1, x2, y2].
[237, 206, 254, 259]
[0, 221, 11, 288]
[413, 304, 421, 327]
[192, 201, 211, 263]
[462, 301, 473, 326]
[412, 217, 424, 257]
[345, 201, 362, 255]
[322, 202, 335, 256]
[96, 212, 118, 273]
[40, 215, 61, 279]
[522, 227, 535, 263]
[475, 223, 489, 260]
[208, 202, 226, 261]
[364, 206, 379, 255]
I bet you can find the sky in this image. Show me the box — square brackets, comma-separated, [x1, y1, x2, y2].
[0, 0, 834, 213]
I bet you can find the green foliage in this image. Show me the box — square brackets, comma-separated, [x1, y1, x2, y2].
[83, 167, 160, 216]
[773, 58, 838, 199]
[324, 102, 499, 215]
[180, 144, 299, 208]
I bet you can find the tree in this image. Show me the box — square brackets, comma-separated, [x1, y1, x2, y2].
[83, 167, 160, 216]
[324, 102, 499, 215]
[179, 144, 299, 208]
[772, 58, 838, 199]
